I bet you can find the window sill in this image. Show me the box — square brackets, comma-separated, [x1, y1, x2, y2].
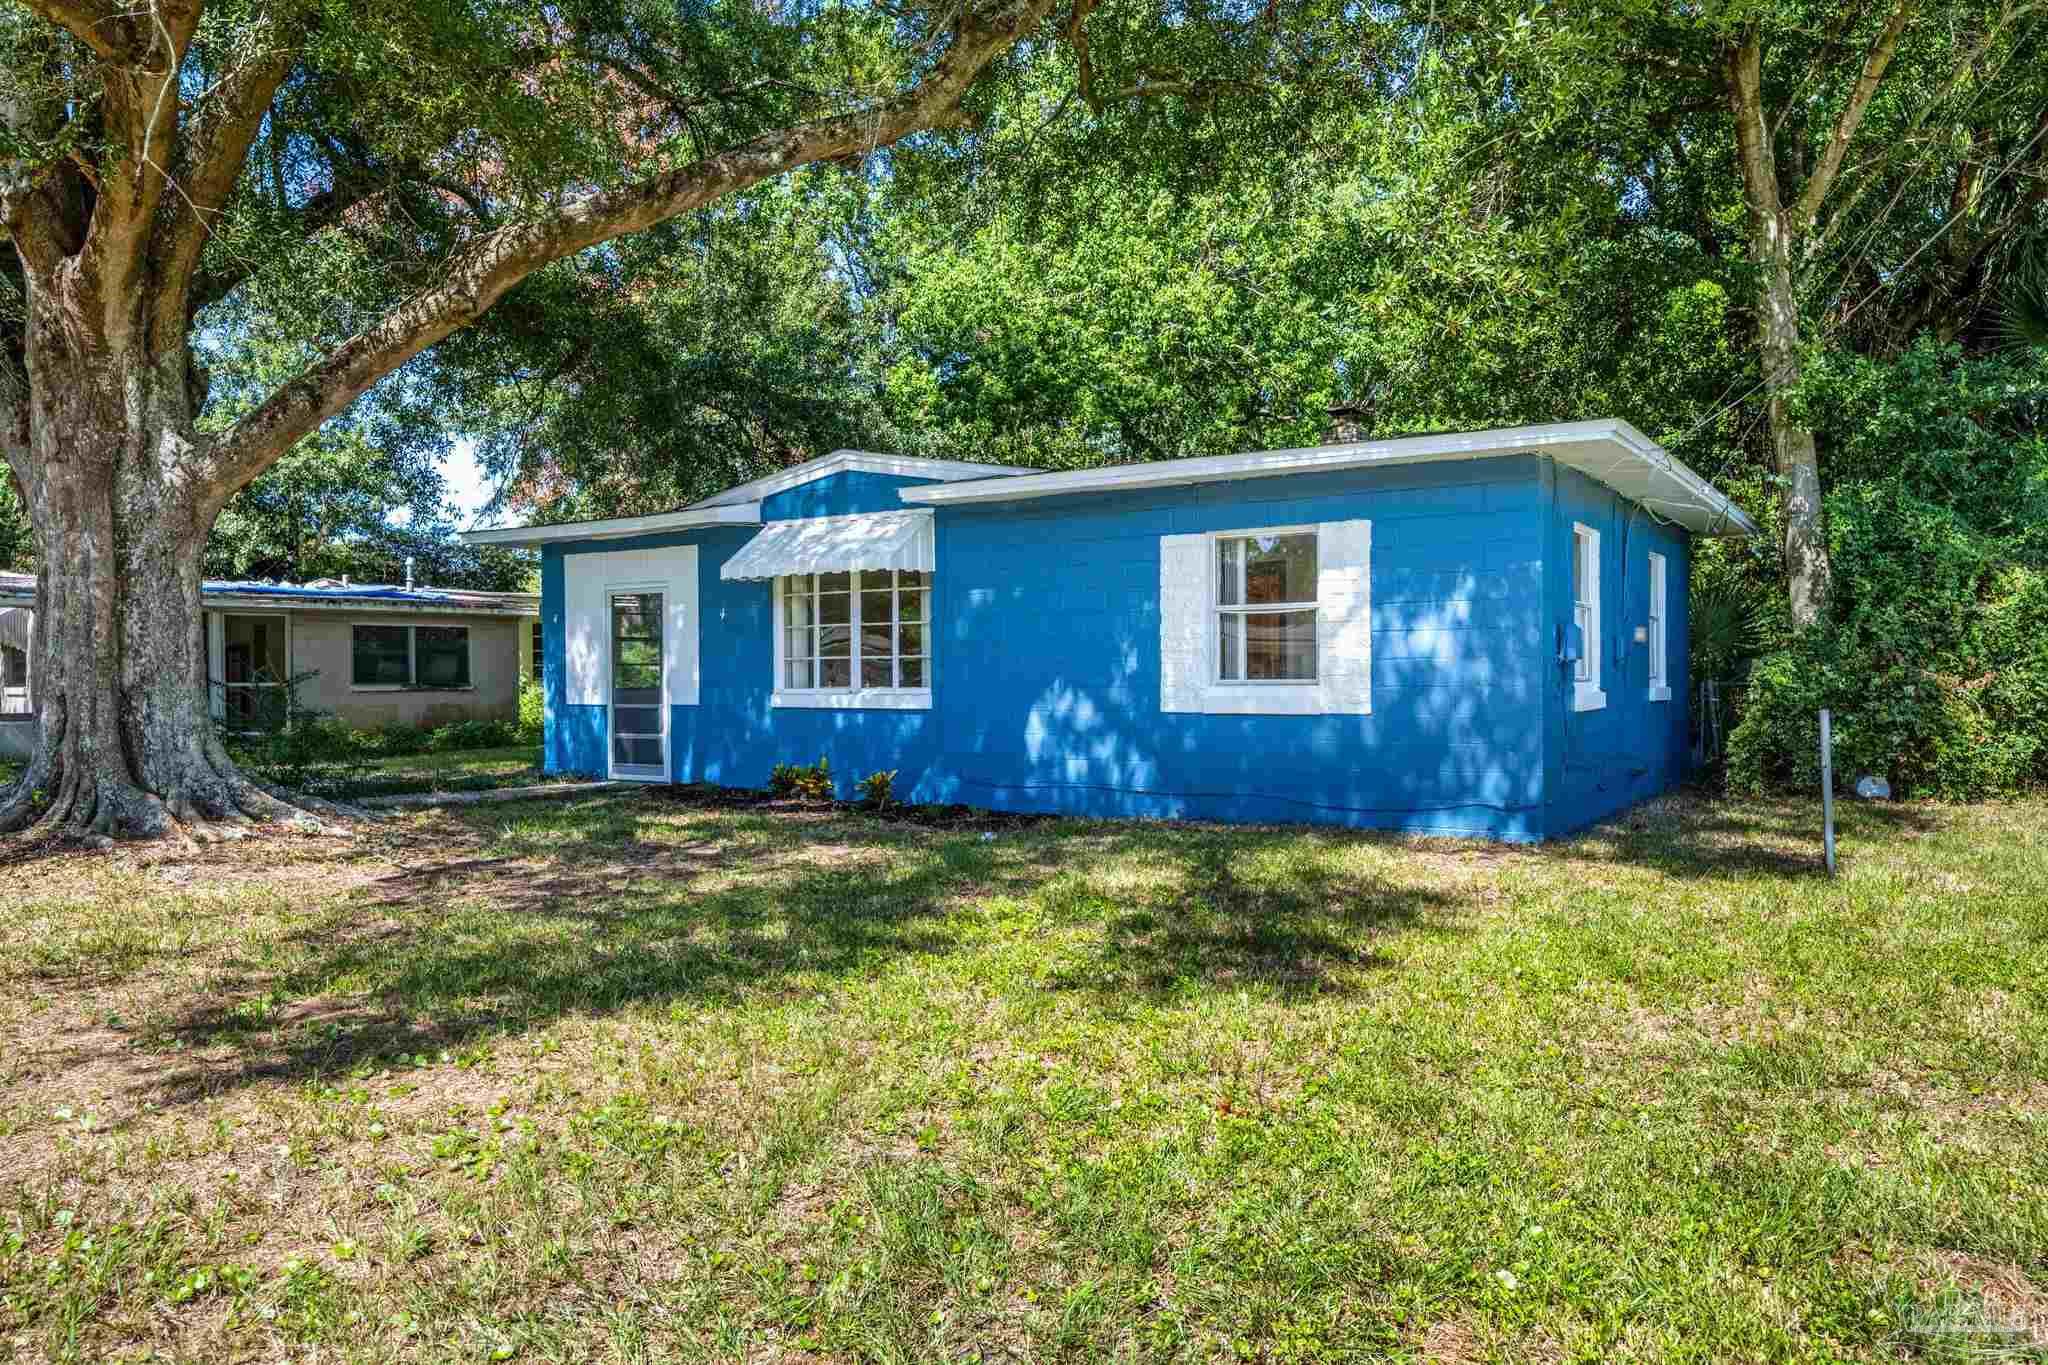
[772, 689, 932, 711]
[1572, 684, 1607, 713]
[349, 685, 478, 694]
[1647, 685, 1672, 703]
[1197, 684, 1338, 717]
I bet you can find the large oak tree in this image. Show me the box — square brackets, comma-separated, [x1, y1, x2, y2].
[0, 0, 1358, 839]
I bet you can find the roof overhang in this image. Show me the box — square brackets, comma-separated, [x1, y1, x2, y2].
[460, 502, 763, 549]
[0, 582, 537, 617]
[898, 420, 1758, 537]
[687, 450, 1038, 510]
[719, 510, 934, 581]
[202, 593, 537, 617]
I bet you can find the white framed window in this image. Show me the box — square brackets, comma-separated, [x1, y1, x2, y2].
[1647, 551, 1670, 702]
[350, 623, 473, 691]
[773, 570, 932, 710]
[1571, 522, 1606, 712]
[1215, 531, 1319, 683]
[1160, 520, 1371, 717]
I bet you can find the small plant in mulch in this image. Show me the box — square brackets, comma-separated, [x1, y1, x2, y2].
[767, 755, 834, 801]
[858, 769, 898, 808]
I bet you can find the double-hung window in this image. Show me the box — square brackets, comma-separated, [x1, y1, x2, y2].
[775, 570, 930, 707]
[1646, 551, 1670, 701]
[1571, 523, 1605, 711]
[352, 624, 472, 690]
[1215, 531, 1319, 682]
[1158, 519, 1371, 716]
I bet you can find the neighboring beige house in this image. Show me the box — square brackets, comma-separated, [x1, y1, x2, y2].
[0, 573, 537, 753]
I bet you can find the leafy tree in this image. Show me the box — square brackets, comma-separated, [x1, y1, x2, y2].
[0, 0, 1371, 838]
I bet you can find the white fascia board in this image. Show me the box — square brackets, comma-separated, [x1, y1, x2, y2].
[460, 502, 763, 548]
[899, 419, 1759, 537]
[686, 451, 1039, 510]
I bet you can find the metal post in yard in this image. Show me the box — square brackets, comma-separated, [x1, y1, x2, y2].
[1819, 708, 1837, 877]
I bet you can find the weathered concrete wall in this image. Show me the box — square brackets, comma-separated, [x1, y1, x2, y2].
[290, 611, 523, 730]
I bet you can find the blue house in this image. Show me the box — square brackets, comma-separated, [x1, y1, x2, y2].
[467, 418, 1756, 840]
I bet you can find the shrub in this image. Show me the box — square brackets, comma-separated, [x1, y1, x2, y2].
[769, 755, 834, 800]
[859, 769, 898, 807]
[516, 678, 544, 743]
[425, 717, 520, 751]
[1726, 342, 2048, 798]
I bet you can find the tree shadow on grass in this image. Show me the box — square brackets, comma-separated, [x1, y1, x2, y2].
[1552, 790, 1948, 881]
[128, 801, 1464, 1105]
[104, 787, 1956, 1109]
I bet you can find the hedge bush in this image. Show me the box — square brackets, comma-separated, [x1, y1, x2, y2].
[1726, 341, 2048, 798]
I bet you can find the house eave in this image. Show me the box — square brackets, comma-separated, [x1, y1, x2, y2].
[897, 420, 1759, 537]
[460, 502, 764, 548]
[685, 451, 1039, 510]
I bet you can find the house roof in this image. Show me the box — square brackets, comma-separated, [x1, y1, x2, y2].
[460, 451, 1033, 550]
[0, 573, 538, 617]
[462, 501, 764, 549]
[897, 420, 1758, 536]
[463, 422, 1759, 547]
[683, 450, 1038, 509]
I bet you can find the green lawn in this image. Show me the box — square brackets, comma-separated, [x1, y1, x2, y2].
[237, 743, 565, 801]
[0, 791, 2043, 1362]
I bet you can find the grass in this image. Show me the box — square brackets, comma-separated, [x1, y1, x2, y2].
[0, 790, 2043, 1362]
[225, 743, 567, 801]
[330, 743, 559, 798]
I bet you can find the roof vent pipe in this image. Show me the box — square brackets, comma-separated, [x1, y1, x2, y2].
[1324, 402, 1372, 445]
[403, 556, 414, 591]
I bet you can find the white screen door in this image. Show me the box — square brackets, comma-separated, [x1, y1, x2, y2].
[609, 591, 666, 779]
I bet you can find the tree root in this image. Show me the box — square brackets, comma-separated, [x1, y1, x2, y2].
[0, 721, 384, 848]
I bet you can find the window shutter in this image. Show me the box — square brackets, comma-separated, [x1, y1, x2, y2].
[1158, 532, 1208, 713]
[1316, 519, 1372, 715]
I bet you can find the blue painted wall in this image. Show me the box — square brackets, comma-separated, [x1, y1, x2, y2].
[543, 462, 1694, 840]
[1541, 462, 1691, 834]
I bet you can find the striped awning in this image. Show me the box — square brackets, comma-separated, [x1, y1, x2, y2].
[718, 510, 934, 581]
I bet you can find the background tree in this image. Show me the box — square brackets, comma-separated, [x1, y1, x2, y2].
[3, 0, 1373, 839]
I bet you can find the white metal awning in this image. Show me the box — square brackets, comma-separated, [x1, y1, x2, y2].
[718, 510, 934, 581]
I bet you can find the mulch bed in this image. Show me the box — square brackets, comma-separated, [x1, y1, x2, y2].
[647, 781, 1059, 832]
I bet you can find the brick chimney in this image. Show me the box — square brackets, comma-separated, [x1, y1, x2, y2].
[1324, 402, 1372, 444]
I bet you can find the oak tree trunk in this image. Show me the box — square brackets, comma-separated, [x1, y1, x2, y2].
[0, 299, 315, 841]
[1753, 244, 1832, 629]
[1727, 31, 1834, 628]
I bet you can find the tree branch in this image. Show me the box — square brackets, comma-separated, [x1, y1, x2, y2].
[151, 28, 298, 347]
[1787, 0, 1918, 232]
[13, 0, 144, 63]
[202, 0, 1060, 498]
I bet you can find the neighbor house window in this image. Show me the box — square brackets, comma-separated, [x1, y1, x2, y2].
[1572, 523, 1605, 711]
[1216, 531, 1318, 682]
[1647, 551, 1669, 701]
[776, 571, 929, 703]
[352, 624, 471, 689]
[530, 619, 543, 685]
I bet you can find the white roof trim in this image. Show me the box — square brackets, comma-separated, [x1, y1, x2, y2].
[687, 450, 1037, 510]
[460, 502, 763, 548]
[898, 420, 1759, 537]
[718, 510, 935, 581]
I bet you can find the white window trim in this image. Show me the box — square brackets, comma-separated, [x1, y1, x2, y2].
[348, 620, 477, 692]
[770, 572, 933, 711]
[1646, 551, 1671, 703]
[1572, 522, 1606, 712]
[1160, 520, 1370, 717]
[1206, 524, 1322, 709]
